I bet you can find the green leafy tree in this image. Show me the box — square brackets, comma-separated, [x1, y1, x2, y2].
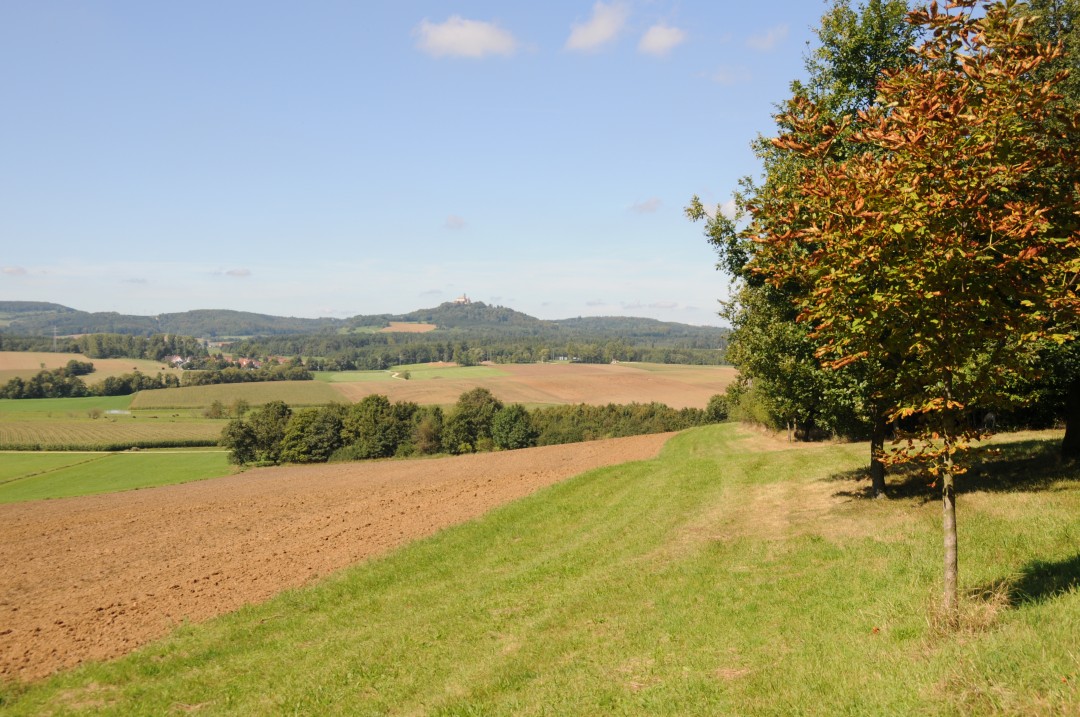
[343, 394, 401, 459]
[280, 405, 346, 463]
[689, 0, 918, 494]
[755, 0, 1080, 613]
[442, 388, 504, 454]
[491, 404, 538, 450]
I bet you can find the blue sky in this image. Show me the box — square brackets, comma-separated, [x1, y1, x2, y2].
[1, 1, 834, 327]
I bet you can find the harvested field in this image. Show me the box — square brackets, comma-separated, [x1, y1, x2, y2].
[0, 432, 673, 681]
[330, 362, 737, 409]
[379, 321, 437, 333]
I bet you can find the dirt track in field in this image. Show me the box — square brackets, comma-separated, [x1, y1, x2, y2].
[0, 433, 673, 682]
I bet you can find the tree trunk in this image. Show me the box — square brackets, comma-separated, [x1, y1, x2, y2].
[869, 412, 888, 498]
[942, 443, 958, 618]
[1062, 377, 1080, 461]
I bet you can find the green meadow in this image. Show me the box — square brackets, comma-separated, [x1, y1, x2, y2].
[0, 450, 233, 503]
[2, 424, 1077, 715]
[129, 380, 342, 410]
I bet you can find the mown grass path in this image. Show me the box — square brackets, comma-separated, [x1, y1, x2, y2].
[1, 425, 1077, 715]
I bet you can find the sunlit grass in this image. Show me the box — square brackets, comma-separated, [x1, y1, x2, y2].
[1, 425, 1076, 715]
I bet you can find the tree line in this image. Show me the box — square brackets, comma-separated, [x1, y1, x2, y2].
[220, 388, 724, 466]
[0, 363, 179, 399]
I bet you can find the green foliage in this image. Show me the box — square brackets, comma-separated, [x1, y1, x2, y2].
[221, 401, 292, 465]
[342, 395, 414, 459]
[442, 388, 504, 454]
[280, 405, 346, 463]
[705, 393, 729, 422]
[491, 404, 538, 450]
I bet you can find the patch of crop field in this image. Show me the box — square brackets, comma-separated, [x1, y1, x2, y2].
[0, 450, 232, 503]
[316, 364, 505, 384]
[2, 427, 1078, 715]
[130, 380, 341, 409]
[379, 321, 438, 333]
[0, 395, 134, 415]
[0, 351, 183, 385]
[329, 361, 736, 409]
[0, 416, 223, 450]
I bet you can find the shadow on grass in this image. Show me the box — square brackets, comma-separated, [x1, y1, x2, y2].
[828, 437, 1079, 503]
[975, 553, 1080, 607]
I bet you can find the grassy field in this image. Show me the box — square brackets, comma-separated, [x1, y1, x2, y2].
[0, 396, 224, 449]
[130, 380, 342, 409]
[0, 450, 232, 503]
[2, 425, 1077, 714]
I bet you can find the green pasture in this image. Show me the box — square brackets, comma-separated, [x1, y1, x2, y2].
[315, 364, 506, 383]
[0, 396, 224, 450]
[0, 395, 133, 415]
[3, 425, 1078, 714]
[130, 380, 341, 409]
[0, 449, 232, 503]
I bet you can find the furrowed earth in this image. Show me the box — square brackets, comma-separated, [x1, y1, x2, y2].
[0, 433, 672, 682]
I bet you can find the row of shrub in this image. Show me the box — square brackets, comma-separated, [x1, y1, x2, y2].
[220, 389, 729, 466]
[180, 364, 312, 386]
[0, 367, 179, 399]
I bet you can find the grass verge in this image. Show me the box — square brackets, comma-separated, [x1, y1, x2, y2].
[1, 425, 1077, 715]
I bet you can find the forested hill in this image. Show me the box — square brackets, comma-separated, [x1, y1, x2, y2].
[0, 300, 726, 346]
[0, 303, 345, 337]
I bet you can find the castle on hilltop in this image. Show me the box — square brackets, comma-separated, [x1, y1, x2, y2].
[453, 294, 472, 305]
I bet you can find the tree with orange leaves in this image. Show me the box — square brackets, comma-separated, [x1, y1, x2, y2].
[753, 0, 1080, 614]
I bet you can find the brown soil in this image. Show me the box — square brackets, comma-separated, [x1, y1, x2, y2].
[332, 362, 737, 409]
[0, 433, 672, 682]
[379, 322, 437, 333]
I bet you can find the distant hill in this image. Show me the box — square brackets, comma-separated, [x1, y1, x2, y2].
[0, 300, 725, 346]
[0, 302, 344, 337]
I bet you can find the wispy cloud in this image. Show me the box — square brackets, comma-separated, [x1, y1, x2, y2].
[415, 16, 518, 58]
[566, 1, 629, 52]
[650, 300, 678, 309]
[586, 299, 607, 307]
[444, 214, 467, 230]
[746, 24, 788, 51]
[225, 268, 251, 278]
[2, 266, 28, 276]
[711, 65, 751, 85]
[629, 197, 663, 214]
[638, 24, 685, 57]
[122, 277, 149, 284]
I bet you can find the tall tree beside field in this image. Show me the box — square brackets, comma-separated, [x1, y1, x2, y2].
[753, 0, 1080, 613]
[688, 0, 918, 494]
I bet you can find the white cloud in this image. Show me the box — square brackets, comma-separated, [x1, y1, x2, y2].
[2, 266, 28, 276]
[746, 24, 789, 51]
[225, 268, 251, 278]
[638, 24, 686, 57]
[698, 198, 738, 220]
[650, 301, 678, 310]
[414, 16, 518, 59]
[711, 65, 751, 85]
[444, 215, 467, 230]
[586, 299, 607, 307]
[630, 197, 663, 214]
[566, 1, 629, 52]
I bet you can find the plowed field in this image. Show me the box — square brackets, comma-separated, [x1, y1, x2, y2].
[331, 362, 736, 409]
[0, 433, 672, 682]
